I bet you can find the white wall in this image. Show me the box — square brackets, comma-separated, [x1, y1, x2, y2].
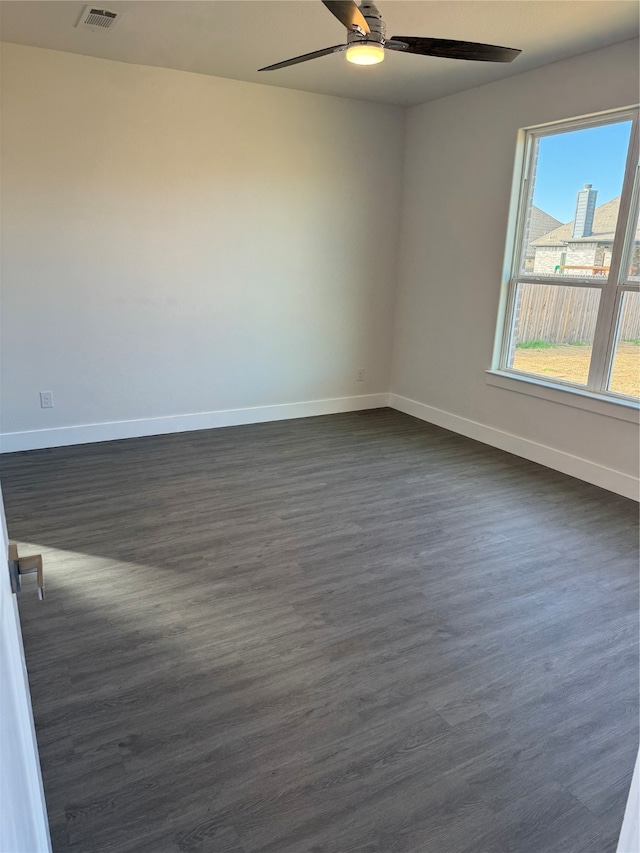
[391, 39, 640, 497]
[1, 40, 638, 497]
[0, 43, 404, 446]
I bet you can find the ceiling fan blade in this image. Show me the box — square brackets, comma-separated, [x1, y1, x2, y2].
[259, 44, 348, 72]
[322, 1, 370, 35]
[388, 36, 521, 63]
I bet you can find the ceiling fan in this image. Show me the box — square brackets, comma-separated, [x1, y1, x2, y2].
[259, 0, 521, 71]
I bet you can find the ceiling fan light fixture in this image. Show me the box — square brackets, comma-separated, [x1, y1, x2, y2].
[346, 41, 385, 65]
[258, 1, 521, 73]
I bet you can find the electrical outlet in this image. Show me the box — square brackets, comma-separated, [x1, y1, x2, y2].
[40, 392, 53, 409]
[356, 368, 365, 382]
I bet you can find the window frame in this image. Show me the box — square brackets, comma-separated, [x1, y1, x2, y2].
[496, 106, 640, 405]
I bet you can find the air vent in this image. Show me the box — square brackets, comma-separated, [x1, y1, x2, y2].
[76, 6, 121, 31]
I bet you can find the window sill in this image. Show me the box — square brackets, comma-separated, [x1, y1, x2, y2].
[485, 370, 640, 424]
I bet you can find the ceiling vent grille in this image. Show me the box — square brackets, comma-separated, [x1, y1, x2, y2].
[76, 6, 121, 31]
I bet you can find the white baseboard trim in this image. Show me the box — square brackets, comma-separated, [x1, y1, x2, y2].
[4, 392, 637, 500]
[0, 394, 390, 454]
[389, 393, 640, 502]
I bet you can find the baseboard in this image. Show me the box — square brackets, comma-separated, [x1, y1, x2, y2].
[0, 394, 390, 454]
[389, 393, 640, 502]
[4, 393, 637, 501]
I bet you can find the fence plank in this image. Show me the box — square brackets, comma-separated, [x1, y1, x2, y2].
[516, 285, 639, 344]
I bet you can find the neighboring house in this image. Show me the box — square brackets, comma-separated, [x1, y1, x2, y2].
[523, 205, 562, 271]
[532, 185, 640, 277]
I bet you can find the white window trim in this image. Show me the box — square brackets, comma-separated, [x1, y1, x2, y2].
[486, 369, 640, 424]
[492, 106, 640, 411]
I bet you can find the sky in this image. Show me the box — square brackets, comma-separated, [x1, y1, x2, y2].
[531, 120, 632, 224]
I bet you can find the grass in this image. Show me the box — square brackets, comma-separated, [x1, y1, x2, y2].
[512, 342, 640, 397]
[516, 340, 554, 350]
[517, 340, 593, 348]
[622, 338, 640, 345]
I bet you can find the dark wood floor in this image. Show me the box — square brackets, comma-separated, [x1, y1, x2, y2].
[2, 409, 638, 853]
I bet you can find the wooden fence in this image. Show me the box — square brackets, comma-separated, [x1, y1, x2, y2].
[517, 284, 640, 345]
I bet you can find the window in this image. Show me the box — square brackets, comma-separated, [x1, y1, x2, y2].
[498, 108, 640, 403]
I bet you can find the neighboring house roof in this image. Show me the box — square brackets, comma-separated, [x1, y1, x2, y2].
[532, 196, 640, 246]
[525, 206, 563, 255]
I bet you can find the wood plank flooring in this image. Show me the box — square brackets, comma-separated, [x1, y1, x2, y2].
[1, 409, 638, 853]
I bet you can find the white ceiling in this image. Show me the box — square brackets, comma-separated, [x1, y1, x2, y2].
[0, 1, 638, 107]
